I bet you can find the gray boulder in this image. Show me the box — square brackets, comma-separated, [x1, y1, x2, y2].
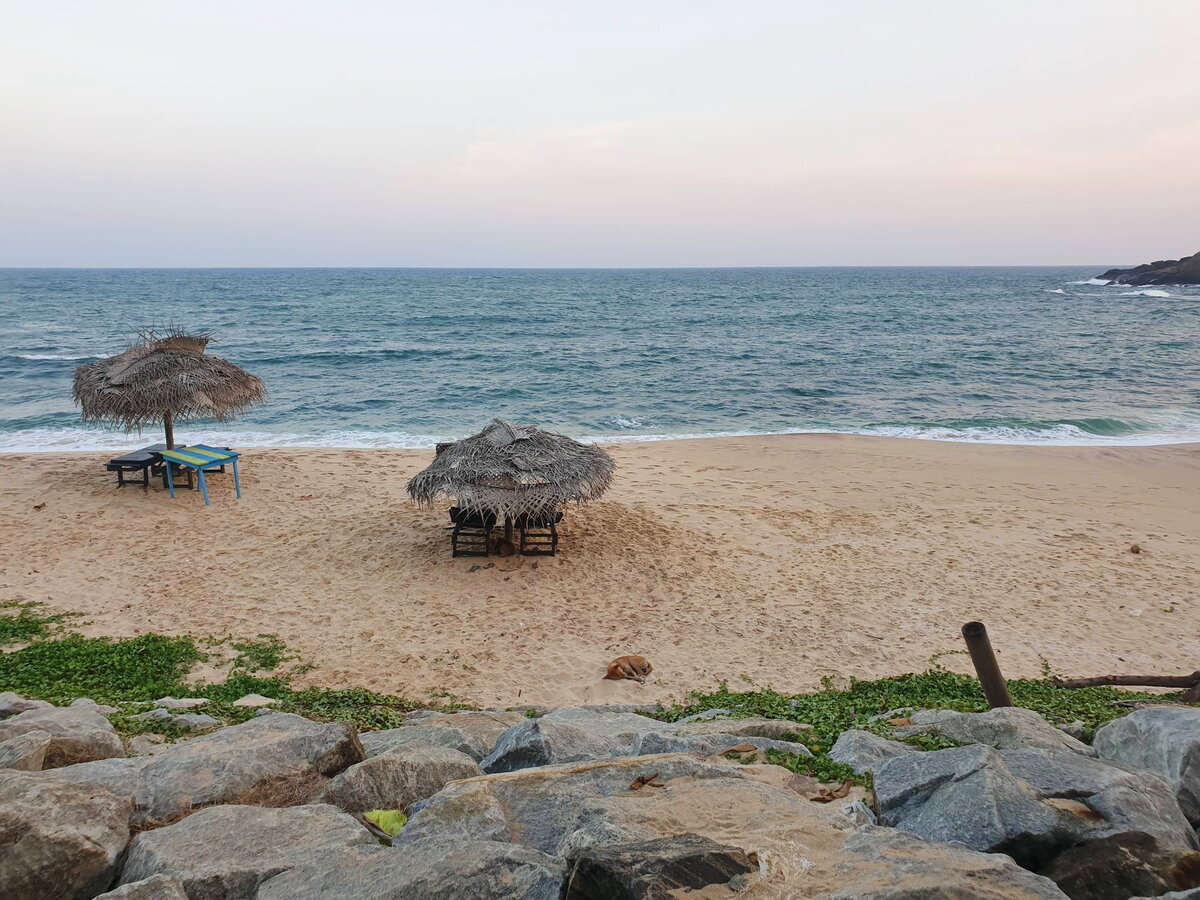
[0, 705, 125, 768]
[480, 719, 623, 773]
[829, 730, 917, 774]
[118, 803, 374, 899]
[401, 753, 762, 852]
[0, 728, 52, 771]
[1129, 891, 1200, 900]
[1039, 832, 1200, 900]
[320, 743, 481, 814]
[70, 697, 120, 714]
[893, 707, 1096, 756]
[0, 691, 53, 718]
[563, 832, 757, 899]
[823, 828, 1069, 899]
[256, 840, 565, 900]
[360, 710, 524, 761]
[1003, 747, 1198, 852]
[39, 713, 362, 827]
[95, 875, 189, 899]
[0, 771, 133, 900]
[480, 707, 679, 773]
[677, 716, 809, 740]
[675, 708, 733, 723]
[875, 744, 1197, 870]
[631, 730, 812, 759]
[1094, 706, 1200, 825]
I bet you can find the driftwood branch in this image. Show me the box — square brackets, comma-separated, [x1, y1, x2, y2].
[1053, 670, 1200, 704]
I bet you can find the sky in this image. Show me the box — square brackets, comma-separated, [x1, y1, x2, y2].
[1, 1, 1198, 267]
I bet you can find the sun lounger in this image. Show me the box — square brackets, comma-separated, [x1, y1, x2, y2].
[514, 510, 563, 556]
[159, 444, 242, 506]
[106, 444, 168, 489]
[449, 506, 496, 557]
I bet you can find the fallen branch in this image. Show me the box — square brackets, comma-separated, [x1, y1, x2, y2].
[1052, 670, 1200, 703]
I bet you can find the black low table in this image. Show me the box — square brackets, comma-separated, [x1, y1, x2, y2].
[106, 444, 193, 491]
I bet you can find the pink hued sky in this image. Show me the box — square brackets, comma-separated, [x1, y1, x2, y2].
[1, 0, 1198, 267]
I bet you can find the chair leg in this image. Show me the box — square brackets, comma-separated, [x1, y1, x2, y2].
[165, 462, 176, 499]
[198, 470, 210, 505]
[232, 459, 241, 499]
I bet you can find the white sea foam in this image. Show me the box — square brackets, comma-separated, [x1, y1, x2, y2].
[1119, 289, 1172, 298]
[1067, 278, 1113, 286]
[1046, 289, 1067, 295]
[6, 421, 1200, 453]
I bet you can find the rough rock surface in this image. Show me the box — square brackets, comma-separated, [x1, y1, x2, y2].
[1040, 832, 1200, 900]
[893, 707, 1096, 755]
[256, 840, 566, 900]
[875, 744, 1198, 869]
[562, 832, 757, 899]
[360, 710, 525, 761]
[40, 713, 362, 826]
[1094, 706, 1200, 825]
[0, 728, 52, 771]
[829, 730, 917, 773]
[630, 730, 812, 759]
[0, 705, 126, 768]
[401, 753, 765, 852]
[677, 716, 809, 740]
[480, 718, 626, 773]
[0, 691, 54, 718]
[0, 771, 133, 900]
[320, 743, 481, 813]
[118, 803, 374, 898]
[1098, 251, 1200, 286]
[95, 874, 190, 899]
[823, 828, 1070, 899]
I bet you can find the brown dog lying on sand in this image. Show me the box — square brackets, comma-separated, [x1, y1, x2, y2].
[605, 655, 653, 683]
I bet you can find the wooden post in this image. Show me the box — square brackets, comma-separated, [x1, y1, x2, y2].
[164, 411, 175, 450]
[504, 515, 514, 544]
[961, 621, 1013, 708]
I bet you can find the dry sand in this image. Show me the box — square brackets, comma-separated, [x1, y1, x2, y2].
[1, 434, 1198, 707]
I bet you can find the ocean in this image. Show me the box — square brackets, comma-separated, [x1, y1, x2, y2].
[2, 267, 1199, 452]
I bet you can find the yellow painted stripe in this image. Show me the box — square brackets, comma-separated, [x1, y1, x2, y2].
[161, 450, 219, 466]
[181, 447, 230, 461]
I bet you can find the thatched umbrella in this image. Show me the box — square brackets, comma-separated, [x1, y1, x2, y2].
[73, 331, 266, 449]
[407, 419, 615, 542]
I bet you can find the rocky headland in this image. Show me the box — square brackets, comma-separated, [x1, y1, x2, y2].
[1098, 251, 1200, 286]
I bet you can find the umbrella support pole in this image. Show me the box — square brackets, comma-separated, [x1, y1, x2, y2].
[504, 516, 514, 544]
[164, 412, 175, 450]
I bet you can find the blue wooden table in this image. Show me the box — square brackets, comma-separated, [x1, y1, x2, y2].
[158, 444, 242, 505]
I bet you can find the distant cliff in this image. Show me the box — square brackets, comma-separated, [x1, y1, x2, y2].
[1098, 251, 1200, 286]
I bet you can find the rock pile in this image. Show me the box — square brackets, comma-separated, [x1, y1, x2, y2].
[2, 694, 1199, 898]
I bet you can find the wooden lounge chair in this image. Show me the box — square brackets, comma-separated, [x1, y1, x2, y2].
[159, 444, 242, 506]
[449, 506, 496, 557]
[106, 444, 167, 489]
[515, 510, 563, 556]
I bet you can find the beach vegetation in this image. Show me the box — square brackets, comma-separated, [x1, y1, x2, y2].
[0, 600, 78, 645]
[1, 613, 1187, 761]
[650, 670, 1172, 785]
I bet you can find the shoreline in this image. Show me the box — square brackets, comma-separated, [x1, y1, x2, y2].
[4, 423, 1200, 454]
[2, 433, 1199, 707]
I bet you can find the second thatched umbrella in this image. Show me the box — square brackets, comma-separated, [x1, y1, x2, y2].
[73, 332, 266, 449]
[407, 419, 615, 542]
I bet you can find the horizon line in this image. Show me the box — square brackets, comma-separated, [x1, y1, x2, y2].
[0, 263, 1118, 271]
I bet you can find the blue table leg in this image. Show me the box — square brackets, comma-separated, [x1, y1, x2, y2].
[165, 461, 176, 499]
[232, 459, 241, 499]
[198, 468, 210, 505]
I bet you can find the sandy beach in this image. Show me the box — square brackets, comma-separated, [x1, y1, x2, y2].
[1, 433, 1198, 708]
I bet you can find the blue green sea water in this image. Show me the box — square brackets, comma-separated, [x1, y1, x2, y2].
[2, 266, 1199, 452]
